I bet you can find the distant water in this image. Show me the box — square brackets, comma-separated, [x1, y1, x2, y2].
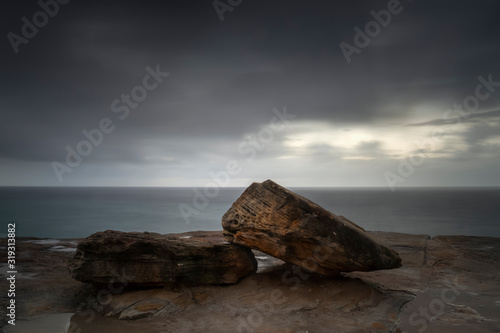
[0, 187, 499, 239]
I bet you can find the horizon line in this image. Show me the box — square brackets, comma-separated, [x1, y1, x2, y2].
[1, 185, 500, 189]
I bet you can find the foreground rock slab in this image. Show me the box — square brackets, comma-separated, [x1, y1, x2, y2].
[68, 230, 257, 286]
[222, 180, 402, 276]
[3, 232, 500, 332]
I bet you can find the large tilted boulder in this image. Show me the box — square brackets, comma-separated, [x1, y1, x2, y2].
[68, 230, 257, 286]
[222, 180, 402, 276]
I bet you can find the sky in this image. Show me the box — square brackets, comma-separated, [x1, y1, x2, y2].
[1, 0, 499, 188]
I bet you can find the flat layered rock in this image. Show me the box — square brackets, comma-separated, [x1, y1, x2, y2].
[222, 180, 402, 276]
[4, 232, 500, 332]
[68, 230, 257, 286]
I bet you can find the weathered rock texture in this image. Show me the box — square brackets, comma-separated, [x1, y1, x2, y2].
[222, 179, 402, 276]
[68, 230, 257, 286]
[3, 232, 500, 332]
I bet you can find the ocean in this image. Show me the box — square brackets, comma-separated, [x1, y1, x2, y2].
[1, 186, 499, 239]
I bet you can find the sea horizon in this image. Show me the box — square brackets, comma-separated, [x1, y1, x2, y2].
[2, 186, 499, 239]
[2, 185, 500, 188]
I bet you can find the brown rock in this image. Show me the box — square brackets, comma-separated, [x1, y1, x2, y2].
[221, 179, 402, 276]
[5, 232, 500, 332]
[68, 230, 257, 286]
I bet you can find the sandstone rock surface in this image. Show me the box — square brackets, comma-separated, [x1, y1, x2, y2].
[3, 232, 500, 332]
[68, 230, 257, 286]
[222, 179, 402, 276]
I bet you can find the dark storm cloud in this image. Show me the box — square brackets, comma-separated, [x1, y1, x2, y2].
[1, 0, 500, 185]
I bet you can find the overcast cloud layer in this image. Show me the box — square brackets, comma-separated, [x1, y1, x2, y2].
[1, 0, 499, 187]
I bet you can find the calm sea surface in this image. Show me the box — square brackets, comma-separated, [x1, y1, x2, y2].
[1, 187, 499, 238]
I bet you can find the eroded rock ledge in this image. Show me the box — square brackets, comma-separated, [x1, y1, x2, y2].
[2, 232, 500, 332]
[68, 230, 257, 286]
